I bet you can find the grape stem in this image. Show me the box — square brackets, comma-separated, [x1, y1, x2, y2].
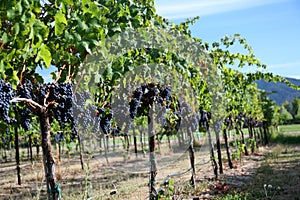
[19, 60, 27, 86]
[54, 64, 66, 84]
[74, 69, 85, 94]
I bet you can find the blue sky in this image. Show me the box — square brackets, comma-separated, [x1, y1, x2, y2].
[155, 0, 300, 79]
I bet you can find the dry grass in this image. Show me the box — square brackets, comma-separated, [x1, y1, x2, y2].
[0, 130, 299, 200]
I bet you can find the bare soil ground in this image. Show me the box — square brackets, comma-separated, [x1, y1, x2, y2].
[0, 132, 299, 200]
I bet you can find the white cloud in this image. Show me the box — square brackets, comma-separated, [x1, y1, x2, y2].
[286, 75, 300, 79]
[155, 0, 287, 19]
[267, 61, 300, 69]
[265, 61, 300, 79]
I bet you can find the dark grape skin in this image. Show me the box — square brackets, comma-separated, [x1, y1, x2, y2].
[129, 98, 140, 119]
[51, 131, 77, 143]
[95, 104, 113, 135]
[17, 81, 33, 99]
[0, 79, 76, 135]
[199, 110, 209, 128]
[128, 86, 143, 119]
[38, 82, 75, 129]
[31, 82, 75, 130]
[1, 127, 11, 144]
[15, 81, 35, 131]
[0, 79, 14, 124]
[19, 108, 31, 131]
[159, 86, 172, 107]
[129, 83, 161, 119]
[100, 112, 113, 135]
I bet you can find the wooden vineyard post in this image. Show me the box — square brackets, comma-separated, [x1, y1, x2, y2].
[263, 121, 269, 145]
[148, 106, 157, 199]
[77, 133, 84, 170]
[223, 128, 233, 169]
[238, 125, 249, 156]
[14, 126, 21, 185]
[29, 134, 33, 163]
[207, 124, 218, 178]
[133, 126, 138, 157]
[188, 128, 196, 187]
[215, 130, 223, 174]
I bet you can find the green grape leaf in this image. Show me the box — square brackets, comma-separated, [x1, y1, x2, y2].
[36, 44, 52, 67]
[55, 10, 68, 35]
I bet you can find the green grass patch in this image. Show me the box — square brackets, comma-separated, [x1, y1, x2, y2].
[278, 124, 300, 132]
[213, 192, 249, 200]
[270, 132, 300, 144]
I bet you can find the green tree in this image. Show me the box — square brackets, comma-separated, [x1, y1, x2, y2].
[278, 105, 293, 124]
[291, 96, 300, 121]
[283, 100, 292, 114]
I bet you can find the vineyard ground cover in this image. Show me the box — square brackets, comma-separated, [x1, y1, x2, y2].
[151, 128, 300, 200]
[0, 125, 299, 199]
[241, 144, 300, 200]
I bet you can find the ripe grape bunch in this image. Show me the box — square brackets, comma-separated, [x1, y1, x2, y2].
[53, 131, 65, 143]
[199, 110, 210, 128]
[73, 91, 97, 132]
[158, 85, 172, 108]
[127, 83, 181, 133]
[52, 83, 74, 128]
[1, 127, 11, 145]
[17, 81, 34, 131]
[19, 108, 31, 131]
[0, 78, 76, 133]
[0, 79, 14, 124]
[129, 83, 166, 119]
[96, 106, 113, 135]
[35, 82, 75, 128]
[129, 87, 143, 119]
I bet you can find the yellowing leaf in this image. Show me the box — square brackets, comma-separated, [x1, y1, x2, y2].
[55, 11, 67, 35]
[37, 44, 52, 67]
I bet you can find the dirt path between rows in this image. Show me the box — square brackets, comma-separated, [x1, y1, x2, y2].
[0, 138, 299, 199]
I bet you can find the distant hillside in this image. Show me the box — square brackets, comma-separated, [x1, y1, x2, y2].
[256, 77, 300, 105]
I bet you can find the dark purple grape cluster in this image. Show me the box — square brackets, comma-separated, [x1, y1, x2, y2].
[1, 79, 76, 132]
[16, 81, 35, 131]
[73, 91, 91, 131]
[129, 83, 161, 119]
[36, 82, 76, 130]
[51, 131, 77, 143]
[224, 113, 234, 127]
[187, 114, 200, 132]
[19, 108, 31, 131]
[96, 106, 113, 135]
[140, 83, 159, 109]
[236, 112, 244, 124]
[111, 94, 130, 131]
[52, 83, 74, 128]
[0, 79, 14, 124]
[73, 91, 90, 114]
[53, 132, 65, 143]
[35, 82, 75, 128]
[73, 92, 109, 135]
[158, 85, 172, 107]
[199, 110, 210, 128]
[1, 127, 11, 144]
[78, 103, 97, 131]
[129, 87, 143, 119]
[17, 80, 34, 99]
[111, 127, 122, 136]
[243, 115, 249, 127]
[178, 101, 200, 132]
